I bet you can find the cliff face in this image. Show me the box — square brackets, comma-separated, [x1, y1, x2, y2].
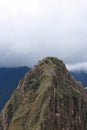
[0, 57, 87, 130]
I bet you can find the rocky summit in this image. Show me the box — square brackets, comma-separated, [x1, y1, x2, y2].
[0, 57, 87, 130]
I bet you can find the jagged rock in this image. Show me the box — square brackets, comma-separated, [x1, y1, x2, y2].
[0, 57, 87, 130]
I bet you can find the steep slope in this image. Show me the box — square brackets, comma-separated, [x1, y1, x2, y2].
[0, 66, 30, 111]
[71, 71, 87, 87]
[0, 57, 87, 130]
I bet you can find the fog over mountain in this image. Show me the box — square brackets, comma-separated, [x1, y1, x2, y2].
[67, 62, 87, 71]
[0, 0, 87, 70]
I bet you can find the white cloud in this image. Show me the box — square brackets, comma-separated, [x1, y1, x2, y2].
[66, 62, 87, 71]
[0, 0, 87, 69]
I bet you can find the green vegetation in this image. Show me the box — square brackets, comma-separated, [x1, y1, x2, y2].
[0, 57, 87, 130]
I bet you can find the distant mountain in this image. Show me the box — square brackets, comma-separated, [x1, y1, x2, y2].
[0, 66, 30, 111]
[0, 57, 87, 130]
[71, 71, 87, 87]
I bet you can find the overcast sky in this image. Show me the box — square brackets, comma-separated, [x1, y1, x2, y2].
[0, 0, 87, 70]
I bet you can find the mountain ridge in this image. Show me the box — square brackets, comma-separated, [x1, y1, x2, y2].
[0, 66, 30, 111]
[0, 57, 87, 130]
[71, 71, 87, 87]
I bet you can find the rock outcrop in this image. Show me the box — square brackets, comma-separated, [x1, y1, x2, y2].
[0, 57, 87, 130]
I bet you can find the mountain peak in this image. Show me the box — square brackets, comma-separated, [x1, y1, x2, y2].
[38, 57, 64, 68]
[0, 57, 87, 130]
[32, 57, 69, 79]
